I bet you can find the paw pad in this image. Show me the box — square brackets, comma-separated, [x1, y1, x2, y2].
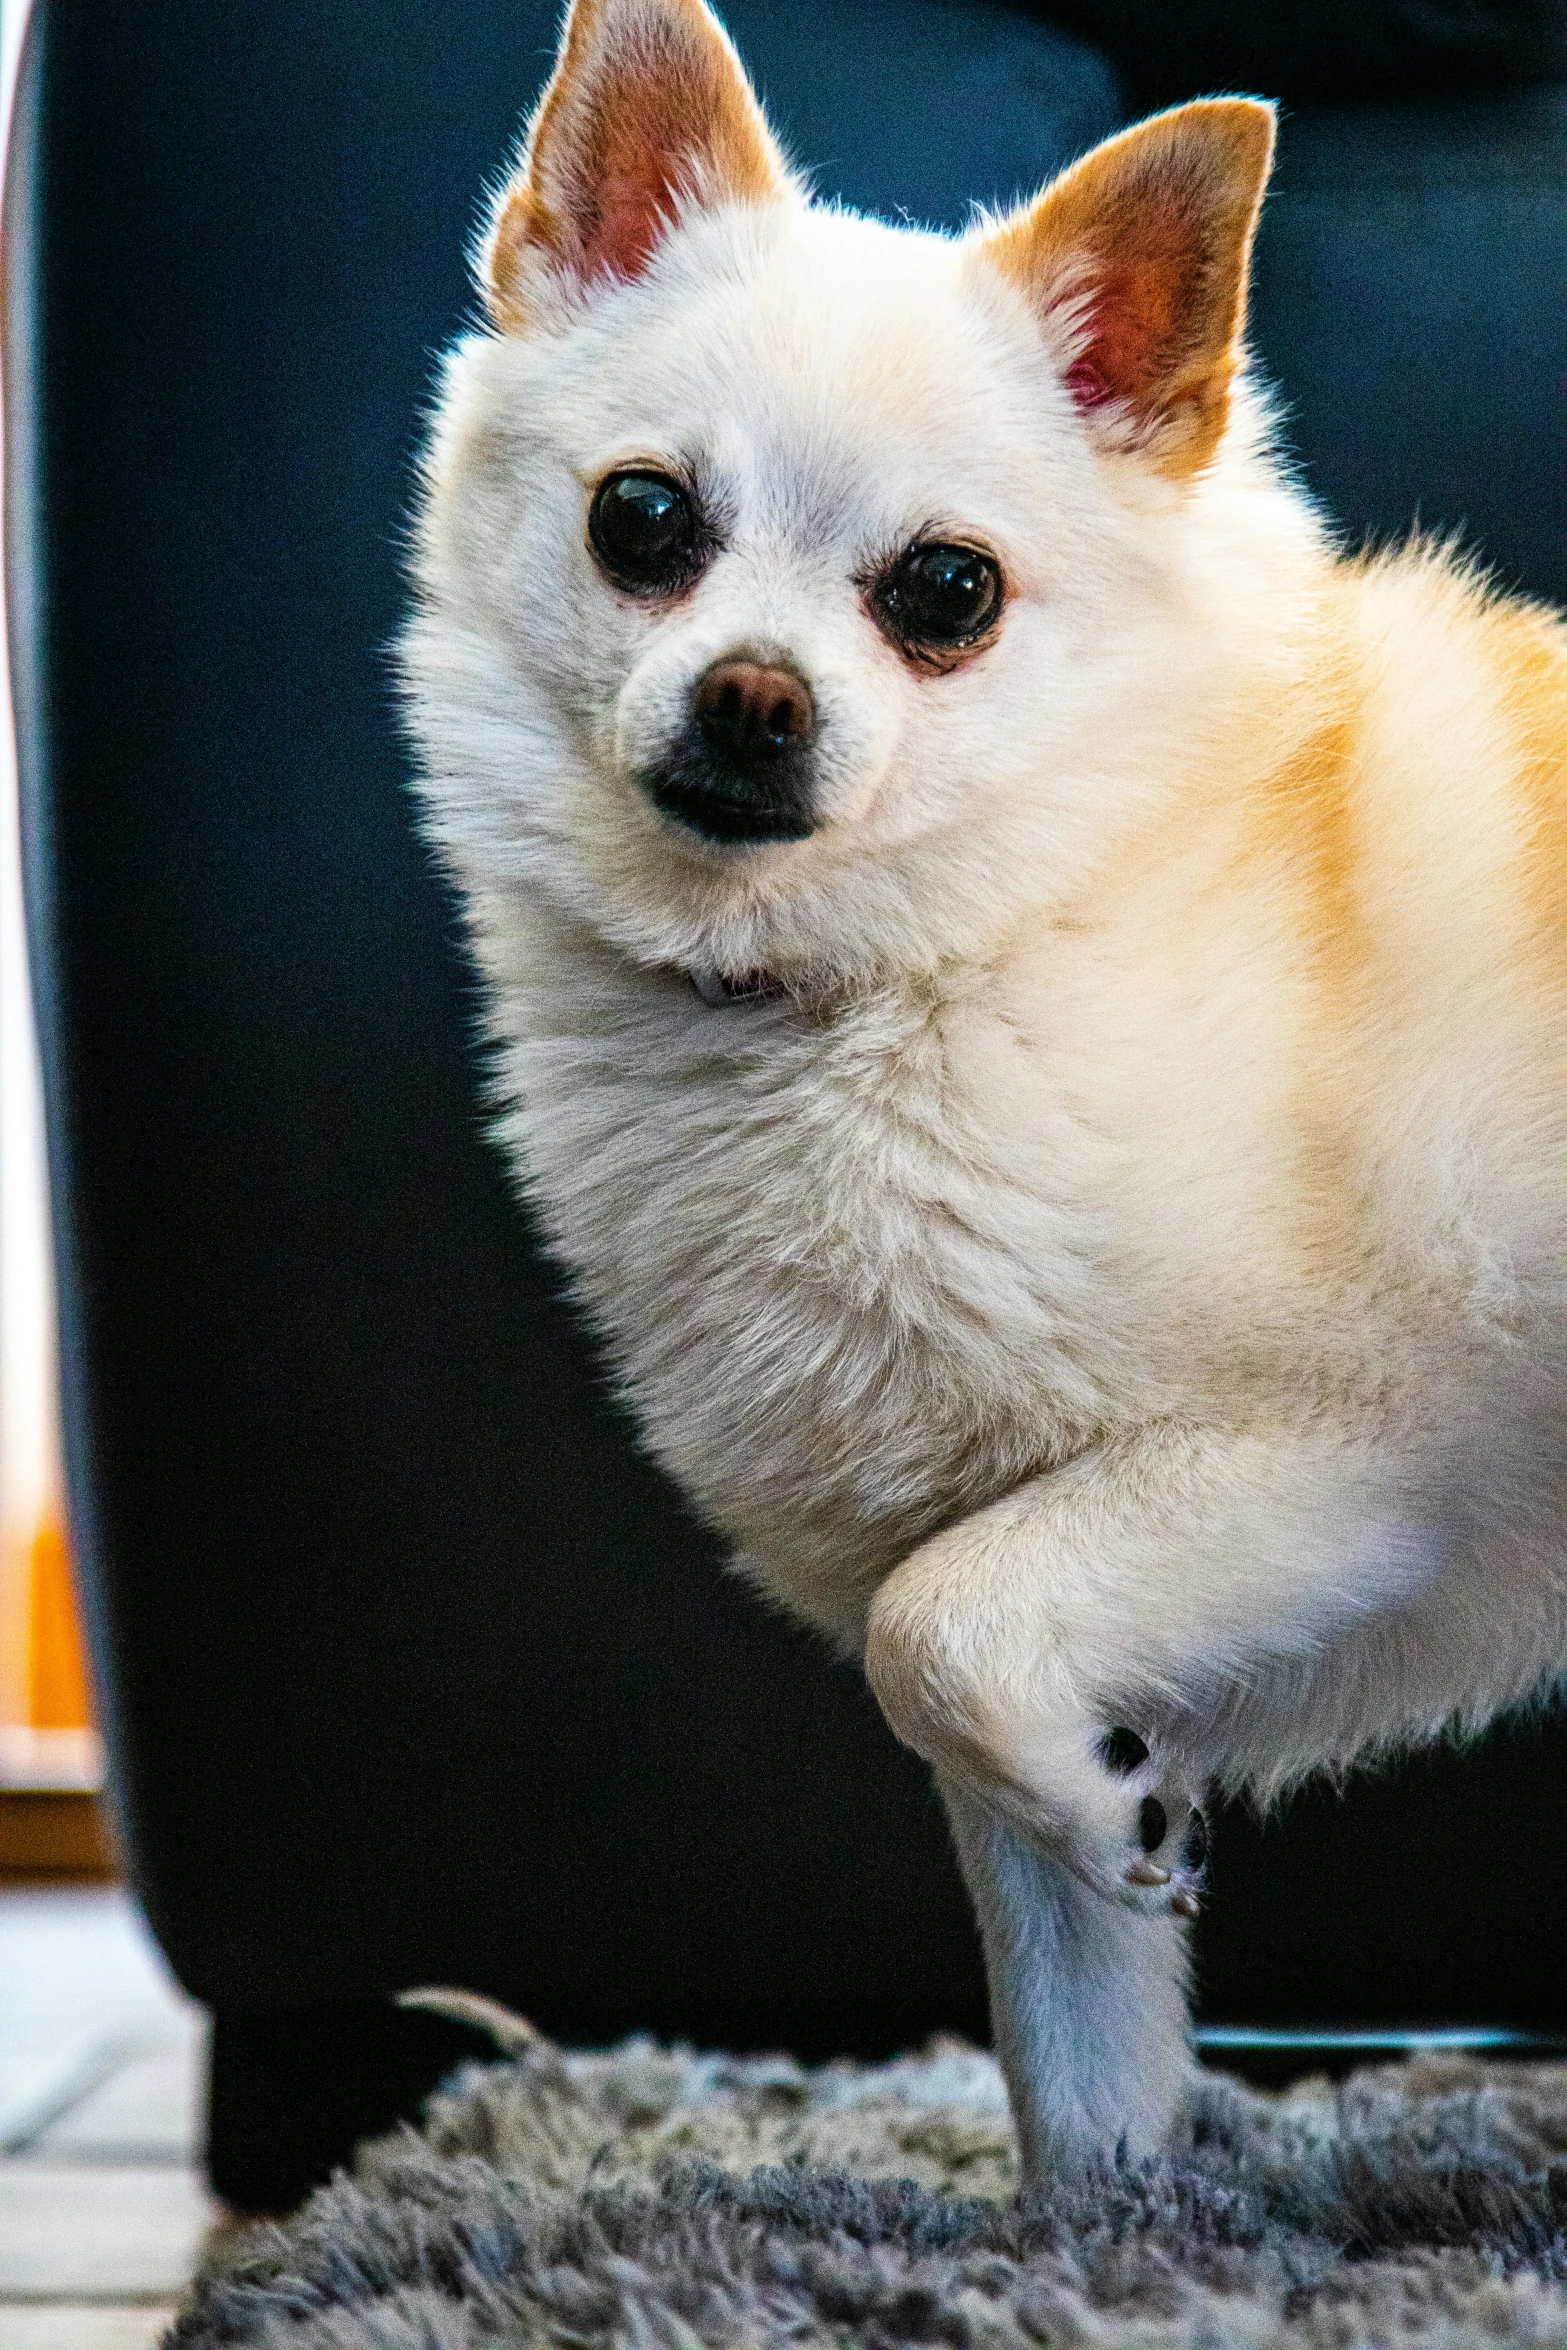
[1100, 1726, 1150, 1776]
[1138, 1795, 1168, 1853]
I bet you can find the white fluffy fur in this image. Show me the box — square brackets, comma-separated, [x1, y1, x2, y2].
[401, 0, 1567, 2183]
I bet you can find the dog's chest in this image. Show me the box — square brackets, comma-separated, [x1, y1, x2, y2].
[505, 955, 1141, 1632]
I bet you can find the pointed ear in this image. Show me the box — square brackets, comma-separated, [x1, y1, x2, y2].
[977, 100, 1275, 479]
[484, 0, 791, 330]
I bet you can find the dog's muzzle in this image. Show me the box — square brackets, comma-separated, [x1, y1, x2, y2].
[639, 656, 817, 845]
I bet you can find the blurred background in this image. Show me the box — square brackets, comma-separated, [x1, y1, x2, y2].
[2, 0, 1566, 2322]
[0, 0, 98, 1849]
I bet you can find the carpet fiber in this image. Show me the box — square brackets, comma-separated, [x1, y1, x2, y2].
[171, 2016, 1567, 2348]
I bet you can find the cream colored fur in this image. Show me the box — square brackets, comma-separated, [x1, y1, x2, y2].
[400, 0, 1567, 2183]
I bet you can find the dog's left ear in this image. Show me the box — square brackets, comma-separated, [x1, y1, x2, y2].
[976, 100, 1276, 480]
[484, 0, 791, 331]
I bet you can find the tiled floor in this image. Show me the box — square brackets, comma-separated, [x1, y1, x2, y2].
[0, 1886, 217, 2348]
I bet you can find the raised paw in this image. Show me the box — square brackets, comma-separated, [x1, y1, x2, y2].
[1099, 1725, 1209, 1918]
[862, 1565, 1210, 1915]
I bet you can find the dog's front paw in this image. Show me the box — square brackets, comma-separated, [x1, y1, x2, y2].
[865, 1583, 1207, 1916]
[987, 1714, 1209, 1916]
[1097, 1726, 1209, 1917]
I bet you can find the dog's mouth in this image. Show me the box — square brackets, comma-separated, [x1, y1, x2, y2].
[640, 752, 817, 847]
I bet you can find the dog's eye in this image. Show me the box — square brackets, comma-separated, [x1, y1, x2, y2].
[873, 541, 1004, 657]
[588, 469, 701, 593]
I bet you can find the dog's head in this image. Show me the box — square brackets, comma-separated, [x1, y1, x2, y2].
[406, 0, 1291, 985]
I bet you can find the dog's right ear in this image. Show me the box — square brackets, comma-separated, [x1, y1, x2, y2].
[484, 0, 790, 331]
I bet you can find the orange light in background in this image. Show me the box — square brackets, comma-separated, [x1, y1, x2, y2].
[28, 1517, 90, 1729]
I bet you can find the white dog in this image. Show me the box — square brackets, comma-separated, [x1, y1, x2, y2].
[400, 0, 1567, 2184]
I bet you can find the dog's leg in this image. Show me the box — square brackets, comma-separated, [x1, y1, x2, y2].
[866, 1421, 1430, 1913]
[938, 1768, 1194, 2187]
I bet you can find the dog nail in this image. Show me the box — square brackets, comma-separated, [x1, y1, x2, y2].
[1171, 1891, 1201, 1919]
[1183, 1808, 1209, 1870]
[1138, 1795, 1168, 1852]
[1126, 1857, 1171, 1886]
[1100, 1726, 1150, 1776]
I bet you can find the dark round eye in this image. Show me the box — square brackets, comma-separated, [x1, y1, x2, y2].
[874, 540, 1004, 656]
[588, 469, 701, 592]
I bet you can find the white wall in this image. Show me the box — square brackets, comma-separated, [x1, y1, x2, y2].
[0, 0, 59, 1728]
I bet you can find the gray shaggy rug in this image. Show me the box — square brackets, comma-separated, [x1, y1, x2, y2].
[170, 2013, 1567, 2349]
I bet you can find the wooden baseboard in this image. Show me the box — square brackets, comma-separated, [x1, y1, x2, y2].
[0, 1788, 118, 1879]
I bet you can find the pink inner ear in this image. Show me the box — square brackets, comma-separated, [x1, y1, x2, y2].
[564, 55, 711, 288]
[1060, 211, 1202, 418]
[587, 169, 681, 282]
[1063, 354, 1111, 409]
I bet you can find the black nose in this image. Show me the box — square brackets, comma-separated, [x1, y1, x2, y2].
[693, 660, 815, 764]
[639, 657, 818, 846]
